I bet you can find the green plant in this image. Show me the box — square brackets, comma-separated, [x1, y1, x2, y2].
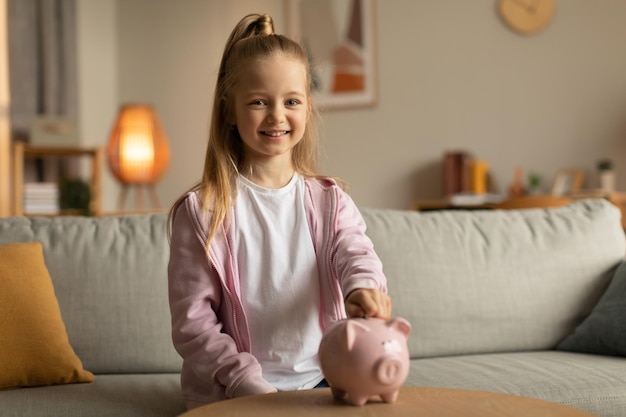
[59, 178, 91, 216]
[528, 172, 541, 188]
[597, 159, 613, 171]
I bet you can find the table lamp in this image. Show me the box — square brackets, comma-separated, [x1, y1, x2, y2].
[107, 104, 170, 211]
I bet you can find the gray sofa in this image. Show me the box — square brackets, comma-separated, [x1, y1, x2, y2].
[1, 198, 625, 416]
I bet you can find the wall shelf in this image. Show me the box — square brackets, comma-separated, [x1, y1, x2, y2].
[11, 143, 103, 216]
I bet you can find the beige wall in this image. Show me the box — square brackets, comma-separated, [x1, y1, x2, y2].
[80, 0, 626, 212]
[76, 0, 118, 211]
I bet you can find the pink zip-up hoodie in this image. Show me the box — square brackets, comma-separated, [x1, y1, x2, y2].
[168, 177, 387, 409]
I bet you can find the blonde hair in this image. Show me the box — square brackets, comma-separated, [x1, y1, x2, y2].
[169, 13, 321, 244]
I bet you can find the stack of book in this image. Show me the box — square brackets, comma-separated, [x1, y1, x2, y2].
[443, 151, 492, 194]
[443, 151, 473, 197]
[23, 182, 59, 214]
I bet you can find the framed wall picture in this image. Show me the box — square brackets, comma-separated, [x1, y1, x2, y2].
[286, 0, 377, 110]
[551, 169, 585, 196]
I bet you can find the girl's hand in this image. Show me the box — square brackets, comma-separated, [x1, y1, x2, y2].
[345, 288, 392, 320]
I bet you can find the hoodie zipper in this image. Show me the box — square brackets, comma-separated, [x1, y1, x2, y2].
[191, 203, 246, 353]
[325, 186, 345, 324]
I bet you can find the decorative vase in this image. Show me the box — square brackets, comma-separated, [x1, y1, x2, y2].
[600, 170, 615, 192]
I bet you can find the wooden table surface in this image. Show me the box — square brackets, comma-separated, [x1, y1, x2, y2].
[178, 386, 596, 417]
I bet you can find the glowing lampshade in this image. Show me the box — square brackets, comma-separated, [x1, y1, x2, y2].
[107, 104, 169, 184]
[107, 104, 170, 210]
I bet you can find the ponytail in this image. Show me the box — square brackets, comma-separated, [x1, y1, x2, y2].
[218, 14, 274, 80]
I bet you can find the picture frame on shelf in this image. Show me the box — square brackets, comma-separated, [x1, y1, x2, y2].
[551, 169, 585, 196]
[286, 0, 377, 110]
[29, 116, 78, 147]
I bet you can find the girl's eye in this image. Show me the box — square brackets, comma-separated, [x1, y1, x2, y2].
[286, 99, 300, 106]
[250, 99, 266, 106]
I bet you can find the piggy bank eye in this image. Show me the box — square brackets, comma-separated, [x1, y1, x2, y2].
[382, 339, 402, 354]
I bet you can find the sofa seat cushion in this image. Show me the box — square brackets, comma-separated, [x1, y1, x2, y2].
[0, 373, 187, 417]
[361, 199, 626, 358]
[406, 351, 626, 417]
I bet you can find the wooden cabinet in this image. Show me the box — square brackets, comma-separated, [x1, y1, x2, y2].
[412, 193, 626, 230]
[11, 143, 103, 216]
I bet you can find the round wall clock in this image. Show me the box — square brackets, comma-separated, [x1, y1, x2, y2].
[498, 0, 557, 35]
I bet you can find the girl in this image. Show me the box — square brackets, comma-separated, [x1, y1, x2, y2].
[168, 13, 390, 409]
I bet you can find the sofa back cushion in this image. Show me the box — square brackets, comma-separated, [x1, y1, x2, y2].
[361, 199, 625, 359]
[0, 214, 180, 374]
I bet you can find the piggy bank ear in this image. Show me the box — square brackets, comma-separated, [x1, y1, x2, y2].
[345, 320, 370, 351]
[387, 317, 411, 338]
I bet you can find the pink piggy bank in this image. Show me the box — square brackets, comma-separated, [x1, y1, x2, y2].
[318, 317, 411, 406]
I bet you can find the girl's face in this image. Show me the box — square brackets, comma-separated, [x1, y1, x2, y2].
[232, 55, 309, 169]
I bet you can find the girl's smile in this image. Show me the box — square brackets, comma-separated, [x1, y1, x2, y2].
[262, 130, 289, 138]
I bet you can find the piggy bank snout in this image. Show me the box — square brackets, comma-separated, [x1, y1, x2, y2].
[374, 356, 404, 385]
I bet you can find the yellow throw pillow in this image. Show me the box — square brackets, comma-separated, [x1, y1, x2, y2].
[0, 242, 94, 389]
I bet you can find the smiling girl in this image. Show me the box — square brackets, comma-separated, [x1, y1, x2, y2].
[167, 13, 390, 410]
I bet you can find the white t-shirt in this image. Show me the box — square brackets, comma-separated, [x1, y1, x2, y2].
[235, 173, 324, 390]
